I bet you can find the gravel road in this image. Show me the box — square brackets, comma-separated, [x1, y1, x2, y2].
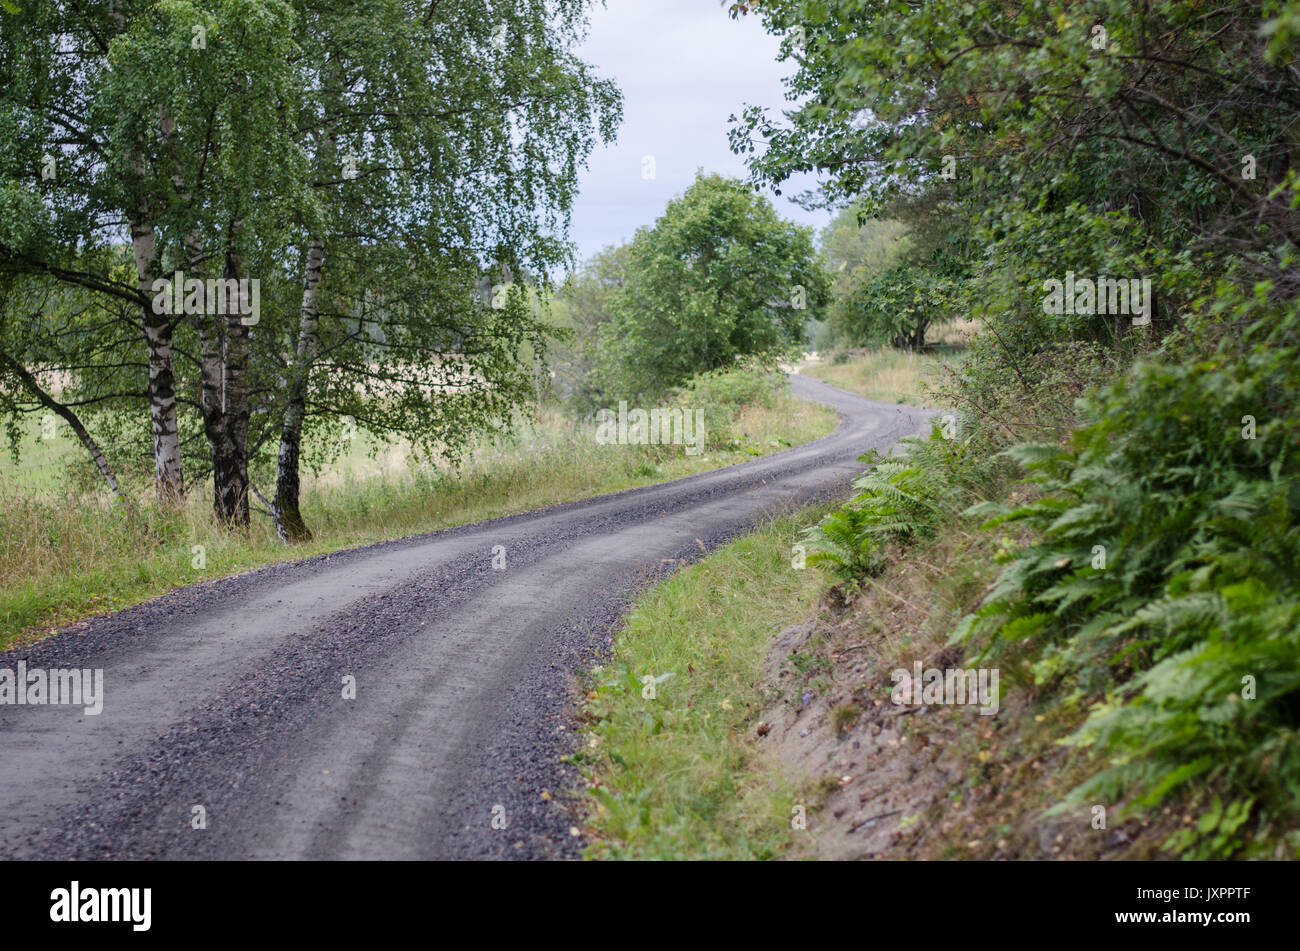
[0, 374, 933, 860]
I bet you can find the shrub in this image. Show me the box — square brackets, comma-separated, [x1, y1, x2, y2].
[956, 309, 1300, 856]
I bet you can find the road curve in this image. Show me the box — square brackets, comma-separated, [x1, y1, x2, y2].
[0, 374, 934, 860]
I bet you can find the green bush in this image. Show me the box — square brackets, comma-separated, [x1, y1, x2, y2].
[956, 307, 1300, 856]
[676, 365, 783, 411]
[669, 365, 787, 452]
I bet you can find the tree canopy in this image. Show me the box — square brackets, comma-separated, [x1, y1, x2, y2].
[0, 0, 621, 535]
[598, 172, 826, 401]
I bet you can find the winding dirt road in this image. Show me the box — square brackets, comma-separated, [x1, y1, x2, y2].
[0, 374, 933, 860]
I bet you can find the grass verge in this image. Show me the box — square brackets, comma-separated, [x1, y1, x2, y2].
[574, 506, 831, 860]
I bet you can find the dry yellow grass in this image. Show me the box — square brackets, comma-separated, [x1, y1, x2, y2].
[800, 345, 967, 407]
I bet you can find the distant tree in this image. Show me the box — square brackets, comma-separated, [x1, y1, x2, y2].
[550, 244, 629, 413]
[830, 220, 972, 350]
[821, 208, 909, 299]
[819, 206, 909, 348]
[837, 260, 964, 350]
[605, 172, 827, 400]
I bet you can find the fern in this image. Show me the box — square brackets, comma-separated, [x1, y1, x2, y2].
[803, 443, 954, 582]
[954, 342, 1300, 856]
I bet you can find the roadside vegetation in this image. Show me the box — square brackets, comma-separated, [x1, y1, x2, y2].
[576, 509, 829, 860]
[0, 370, 835, 647]
[741, 0, 1300, 862]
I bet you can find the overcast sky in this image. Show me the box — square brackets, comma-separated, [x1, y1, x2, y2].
[565, 0, 830, 270]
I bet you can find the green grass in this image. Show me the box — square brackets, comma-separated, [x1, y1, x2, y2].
[0, 394, 837, 648]
[576, 507, 831, 860]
